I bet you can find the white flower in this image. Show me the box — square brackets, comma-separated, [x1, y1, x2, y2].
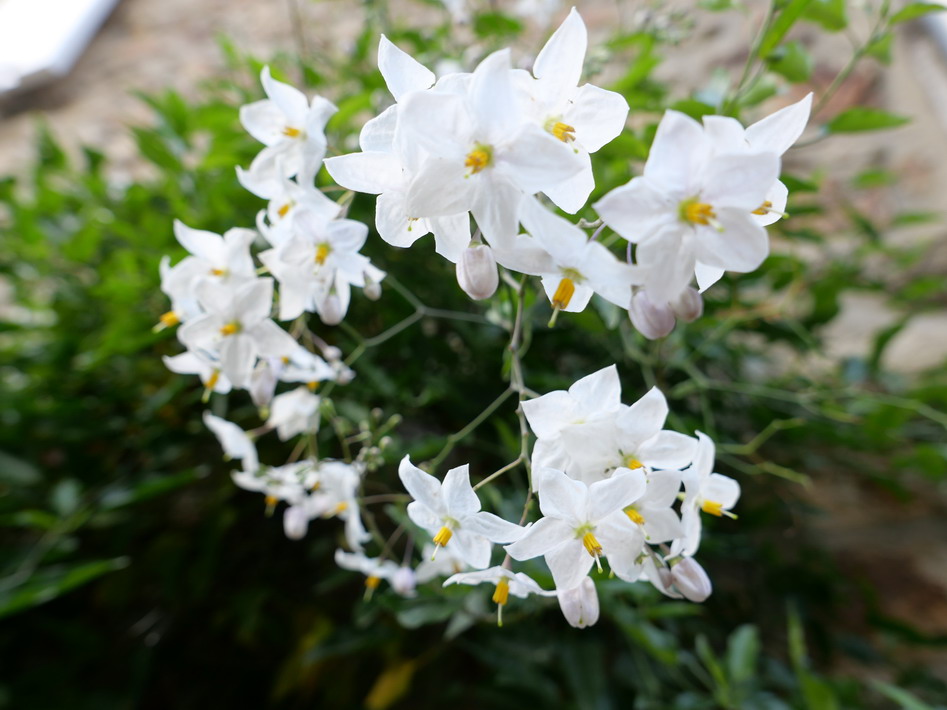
[267, 386, 321, 440]
[505, 467, 647, 590]
[203, 412, 259, 473]
[334, 549, 399, 598]
[163, 350, 232, 396]
[557, 576, 599, 628]
[400, 49, 584, 245]
[398, 456, 524, 569]
[415, 544, 467, 583]
[308, 460, 371, 551]
[240, 66, 337, 180]
[444, 566, 555, 626]
[675, 431, 740, 557]
[594, 110, 780, 302]
[514, 8, 629, 212]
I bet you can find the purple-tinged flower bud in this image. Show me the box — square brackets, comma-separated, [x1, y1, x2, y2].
[321, 345, 342, 361]
[319, 294, 344, 325]
[558, 576, 600, 628]
[629, 290, 675, 339]
[671, 557, 712, 602]
[391, 567, 417, 598]
[670, 287, 703, 323]
[364, 277, 382, 301]
[456, 243, 499, 300]
[283, 505, 309, 540]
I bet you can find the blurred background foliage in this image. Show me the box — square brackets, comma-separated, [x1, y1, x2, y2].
[2, 0, 947, 707]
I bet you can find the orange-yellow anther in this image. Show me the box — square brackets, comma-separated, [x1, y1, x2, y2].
[464, 145, 492, 174]
[492, 577, 510, 606]
[552, 278, 576, 310]
[159, 311, 180, 328]
[550, 121, 576, 143]
[623, 456, 644, 470]
[307, 381, 319, 392]
[220, 322, 240, 336]
[283, 126, 302, 138]
[365, 575, 381, 590]
[209, 268, 226, 276]
[333, 501, 349, 516]
[681, 199, 717, 226]
[265, 494, 279, 507]
[753, 200, 773, 216]
[315, 244, 331, 265]
[433, 526, 453, 548]
[277, 202, 292, 218]
[582, 531, 603, 557]
[702, 500, 723, 516]
[625, 507, 646, 526]
[205, 370, 220, 391]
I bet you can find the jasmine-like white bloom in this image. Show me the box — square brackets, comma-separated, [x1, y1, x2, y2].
[505, 467, 647, 590]
[415, 544, 467, 583]
[444, 566, 555, 626]
[240, 66, 337, 181]
[391, 566, 418, 598]
[560, 386, 697, 485]
[267, 386, 321, 440]
[400, 49, 584, 245]
[203, 412, 259, 473]
[334, 549, 399, 598]
[398, 456, 525, 569]
[514, 8, 629, 212]
[621, 470, 684, 544]
[594, 110, 780, 302]
[503, 197, 643, 317]
[163, 350, 232, 396]
[557, 575, 599, 628]
[177, 278, 297, 389]
[231, 461, 317, 507]
[675, 431, 740, 557]
[307, 460, 371, 550]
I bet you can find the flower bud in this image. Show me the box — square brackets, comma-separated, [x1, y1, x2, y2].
[390, 566, 417, 597]
[319, 293, 344, 325]
[321, 345, 342, 361]
[670, 287, 703, 323]
[364, 278, 382, 301]
[558, 576, 600, 629]
[456, 243, 499, 300]
[629, 290, 675, 339]
[250, 359, 279, 410]
[283, 505, 309, 540]
[670, 557, 712, 603]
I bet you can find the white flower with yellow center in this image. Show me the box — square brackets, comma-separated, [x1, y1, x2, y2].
[444, 566, 555, 627]
[334, 550, 399, 599]
[399, 49, 584, 246]
[594, 110, 780, 303]
[398, 456, 525, 570]
[266, 386, 321, 441]
[204, 412, 260, 474]
[505, 467, 648, 591]
[674, 431, 740, 557]
[512, 8, 629, 213]
[240, 66, 337, 181]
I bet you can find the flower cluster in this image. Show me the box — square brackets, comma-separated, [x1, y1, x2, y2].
[156, 6, 808, 630]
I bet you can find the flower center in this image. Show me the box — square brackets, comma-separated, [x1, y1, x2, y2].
[752, 200, 773, 216]
[623, 455, 644, 470]
[315, 243, 331, 265]
[581, 531, 602, 558]
[365, 575, 381, 590]
[220, 321, 241, 336]
[205, 370, 220, 391]
[624, 506, 645, 526]
[552, 277, 576, 310]
[492, 577, 510, 606]
[701, 499, 737, 519]
[277, 202, 293, 218]
[159, 310, 179, 328]
[433, 525, 453, 548]
[464, 144, 493, 175]
[282, 126, 303, 138]
[680, 198, 717, 226]
[545, 118, 576, 143]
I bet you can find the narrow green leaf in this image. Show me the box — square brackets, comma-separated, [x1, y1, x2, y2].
[767, 41, 814, 82]
[759, 0, 816, 58]
[890, 2, 946, 25]
[825, 107, 910, 133]
[804, 0, 848, 31]
[0, 558, 130, 619]
[872, 681, 936, 710]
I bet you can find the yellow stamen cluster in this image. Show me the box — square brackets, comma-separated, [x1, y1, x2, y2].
[681, 199, 717, 226]
[365, 575, 381, 590]
[307, 381, 319, 392]
[265, 494, 278, 507]
[433, 526, 453, 548]
[209, 268, 226, 276]
[159, 311, 180, 328]
[315, 244, 331, 265]
[205, 370, 221, 391]
[552, 278, 576, 310]
[623, 456, 644, 470]
[282, 126, 302, 138]
[333, 501, 349, 516]
[549, 121, 576, 143]
[492, 578, 510, 606]
[624, 507, 646, 526]
[701, 500, 737, 519]
[752, 200, 773, 216]
[464, 145, 492, 175]
[581, 531, 603, 558]
[219, 322, 240, 336]
[277, 202, 293, 218]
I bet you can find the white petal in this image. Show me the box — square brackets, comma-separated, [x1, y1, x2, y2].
[643, 469, 684, 508]
[470, 175, 523, 246]
[469, 49, 518, 140]
[702, 152, 779, 211]
[546, 539, 594, 591]
[505, 516, 573, 560]
[324, 152, 403, 194]
[636, 431, 698, 470]
[376, 191, 429, 248]
[641, 507, 683, 544]
[359, 104, 398, 152]
[695, 261, 725, 293]
[407, 500, 441, 532]
[695, 208, 769, 273]
[378, 35, 435, 101]
[405, 157, 472, 218]
[533, 7, 586, 91]
[588, 467, 647, 521]
[644, 110, 710, 196]
[442, 464, 481, 517]
[220, 335, 256, 389]
[706, 473, 740, 509]
[398, 455, 442, 510]
[594, 178, 676, 243]
[616, 387, 668, 445]
[502, 124, 585, 195]
[543, 152, 594, 214]
[746, 92, 812, 156]
[566, 84, 629, 153]
[702, 115, 747, 152]
[537, 468, 588, 521]
[449, 530, 492, 569]
[465, 512, 524, 544]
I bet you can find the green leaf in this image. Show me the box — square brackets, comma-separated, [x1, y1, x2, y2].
[50, 479, 82, 517]
[804, 0, 848, 31]
[767, 41, 814, 82]
[472, 11, 523, 39]
[889, 2, 946, 25]
[0, 451, 41, 485]
[759, 0, 816, 58]
[825, 107, 910, 133]
[726, 625, 760, 686]
[131, 127, 183, 171]
[865, 32, 894, 65]
[0, 558, 130, 619]
[872, 682, 936, 710]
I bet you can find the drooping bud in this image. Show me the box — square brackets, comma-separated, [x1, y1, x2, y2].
[319, 293, 344, 325]
[364, 277, 382, 301]
[390, 567, 417, 598]
[558, 576, 600, 629]
[670, 557, 712, 603]
[629, 290, 675, 339]
[283, 505, 309, 540]
[670, 287, 703, 323]
[456, 243, 499, 300]
[250, 359, 279, 410]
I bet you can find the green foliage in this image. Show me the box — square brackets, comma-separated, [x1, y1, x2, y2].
[1, 1, 946, 708]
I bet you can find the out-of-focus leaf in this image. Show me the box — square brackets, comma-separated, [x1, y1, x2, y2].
[759, 0, 815, 58]
[364, 659, 417, 710]
[0, 557, 129, 619]
[826, 107, 910, 133]
[889, 3, 946, 25]
[767, 41, 814, 82]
